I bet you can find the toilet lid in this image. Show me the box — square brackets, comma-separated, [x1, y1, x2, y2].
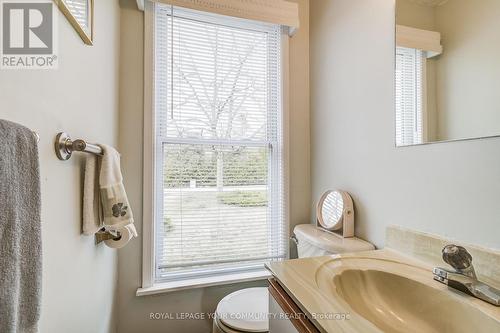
[293, 224, 375, 253]
[216, 288, 269, 333]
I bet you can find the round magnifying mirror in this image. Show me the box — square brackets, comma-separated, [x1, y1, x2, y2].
[317, 190, 344, 230]
[317, 190, 352, 231]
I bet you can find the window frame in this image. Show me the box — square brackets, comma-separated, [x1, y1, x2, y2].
[138, 1, 290, 295]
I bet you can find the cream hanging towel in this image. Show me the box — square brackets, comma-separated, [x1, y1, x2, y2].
[137, 0, 299, 32]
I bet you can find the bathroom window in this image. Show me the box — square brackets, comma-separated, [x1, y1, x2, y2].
[147, 3, 287, 286]
[395, 46, 424, 146]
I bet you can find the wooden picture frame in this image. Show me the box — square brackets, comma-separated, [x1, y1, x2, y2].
[56, 0, 94, 45]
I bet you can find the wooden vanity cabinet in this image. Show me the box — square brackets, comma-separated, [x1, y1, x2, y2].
[268, 278, 320, 333]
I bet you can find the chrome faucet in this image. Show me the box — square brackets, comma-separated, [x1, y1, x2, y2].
[433, 244, 500, 306]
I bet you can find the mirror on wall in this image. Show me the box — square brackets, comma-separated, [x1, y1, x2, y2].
[57, 0, 94, 45]
[395, 0, 500, 147]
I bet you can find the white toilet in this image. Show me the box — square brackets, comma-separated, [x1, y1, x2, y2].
[292, 224, 374, 258]
[212, 190, 375, 333]
[213, 288, 269, 333]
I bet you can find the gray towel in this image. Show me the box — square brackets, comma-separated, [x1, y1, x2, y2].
[0, 120, 42, 333]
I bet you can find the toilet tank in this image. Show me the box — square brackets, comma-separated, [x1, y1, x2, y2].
[293, 224, 375, 258]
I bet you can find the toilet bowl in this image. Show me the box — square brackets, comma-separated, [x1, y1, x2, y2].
[211, 224, 375, 333]
[213, 288, 269, 333]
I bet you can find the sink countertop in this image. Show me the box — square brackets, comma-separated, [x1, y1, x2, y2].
[266, 248, 500, 333]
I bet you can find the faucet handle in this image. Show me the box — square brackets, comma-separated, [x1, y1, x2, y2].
[442, 244, 473, 270]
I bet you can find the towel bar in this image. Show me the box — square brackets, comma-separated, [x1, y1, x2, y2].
[55, 132, 103, 160]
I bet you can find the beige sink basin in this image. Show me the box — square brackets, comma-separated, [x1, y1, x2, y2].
[266, 250, 500, 332]
[316, 258, 500, 333]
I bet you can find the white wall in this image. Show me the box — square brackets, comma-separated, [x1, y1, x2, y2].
[310, 0, 500, 250]
[396, 0, 435, 30]
[0, 1, 120, 332]
[289, 0, 311, 239]
[116, 0, 309, 332]
[434, 0, 500, 140]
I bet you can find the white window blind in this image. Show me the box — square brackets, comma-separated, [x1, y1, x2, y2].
[395, 46, 424, 146]
[154, 4, 286, 282]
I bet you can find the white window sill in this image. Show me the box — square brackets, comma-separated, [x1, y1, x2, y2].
[136, 269, 272, 296]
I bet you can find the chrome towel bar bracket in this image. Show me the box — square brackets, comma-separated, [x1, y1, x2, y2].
[55, 132, 103, 160]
